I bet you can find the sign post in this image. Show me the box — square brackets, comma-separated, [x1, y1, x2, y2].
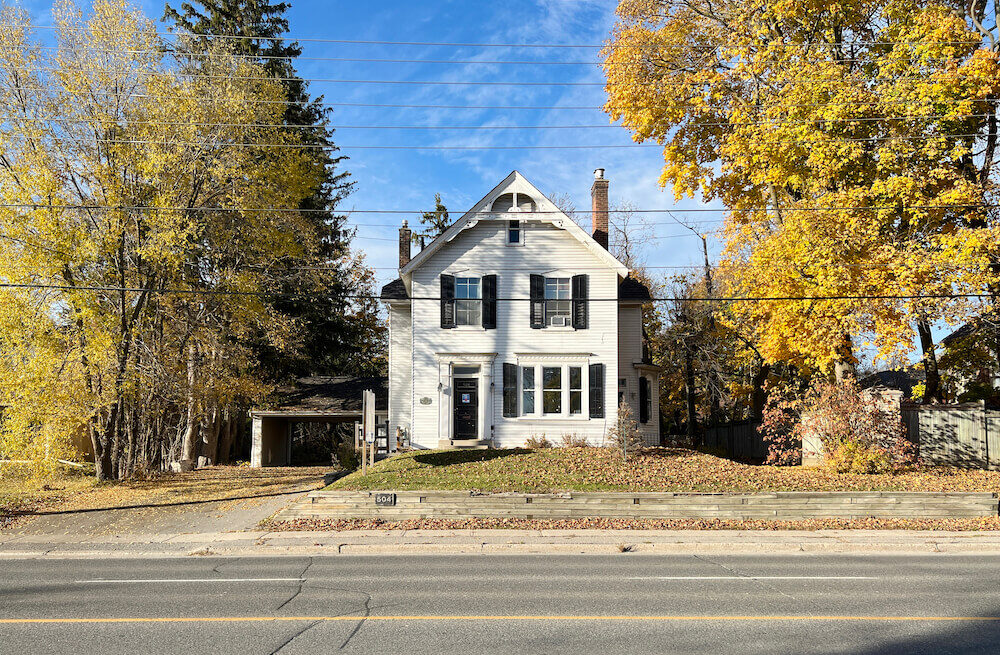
[363, 389, 376, 467]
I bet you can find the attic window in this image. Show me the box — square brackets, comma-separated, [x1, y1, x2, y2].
[491, 192, 535, 214]
[507, 220, 522, 245]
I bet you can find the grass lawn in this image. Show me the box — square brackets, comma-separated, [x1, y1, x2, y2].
[1, 465, 331, 530]
[328, 447, 1000, 494]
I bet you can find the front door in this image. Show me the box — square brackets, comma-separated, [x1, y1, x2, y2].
[453, 378, 478, 440]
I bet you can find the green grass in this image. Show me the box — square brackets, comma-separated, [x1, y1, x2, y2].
[328, 447, 1000, 494]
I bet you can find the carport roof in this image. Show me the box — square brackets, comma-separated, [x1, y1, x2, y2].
[253, 376, 388, 417]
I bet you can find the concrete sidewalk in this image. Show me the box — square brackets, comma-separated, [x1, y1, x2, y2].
[3, 528, 1000, 558]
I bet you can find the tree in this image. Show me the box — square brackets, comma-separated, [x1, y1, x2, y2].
[604, 0, 1000, 388]
[0, 0, 330, 478]
[412, 193, 449, 247]
[163, 0, 385, 380]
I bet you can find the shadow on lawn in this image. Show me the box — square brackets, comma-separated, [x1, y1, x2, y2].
[413, 448, 530, 467]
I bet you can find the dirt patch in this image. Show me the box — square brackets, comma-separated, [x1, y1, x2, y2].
[2, 466, 333, 534]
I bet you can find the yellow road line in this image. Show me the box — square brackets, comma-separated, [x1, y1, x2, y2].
[2, 615, 1000, 625]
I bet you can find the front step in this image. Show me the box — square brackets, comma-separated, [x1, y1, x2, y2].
[438, 439, 492, 450]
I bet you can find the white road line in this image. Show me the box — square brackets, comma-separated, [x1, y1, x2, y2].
[76, 578, 305, 584]
[626, 576, 878, 581]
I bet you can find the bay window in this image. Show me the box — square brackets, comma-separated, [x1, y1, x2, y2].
[542, 366, 562, 414]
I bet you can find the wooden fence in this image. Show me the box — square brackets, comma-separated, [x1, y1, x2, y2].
[703, 421, 768, 461]
[901, 401, 1000, 469]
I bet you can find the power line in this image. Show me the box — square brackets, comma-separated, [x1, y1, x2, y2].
[7, 132, 988, 151]
[3, 203, 997, 215]
[2, 281, 993, 302]
[10, 113, 990, 131]
[17, 25, 987, 48]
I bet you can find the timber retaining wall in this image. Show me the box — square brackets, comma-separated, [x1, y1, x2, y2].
[274, 490, 999, 522]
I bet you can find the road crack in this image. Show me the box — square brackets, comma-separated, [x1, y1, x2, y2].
[339, 592, 372, 650]
[270, 619, 320, 654]
[692, 554, 798, 601]
[275, 557, 314, 612]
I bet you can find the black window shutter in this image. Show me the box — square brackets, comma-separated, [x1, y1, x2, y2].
[639, 377, 650, 424]
[502, 363, 517, 417]
[529, 274, 545, 329]
[572, 274, 588, 329]
[589, 363, 605, 418]
[482, 274, 497, 329]
[440, 274, 456, 328]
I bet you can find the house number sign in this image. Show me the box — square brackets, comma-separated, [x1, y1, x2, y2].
[374, 493, 396, 506]
[420, 397, 432, 405]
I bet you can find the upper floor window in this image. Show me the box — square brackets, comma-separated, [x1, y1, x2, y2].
[455, 277, 481, 326]
[545, 277, 571, 326]
[507, 219, 521, 245]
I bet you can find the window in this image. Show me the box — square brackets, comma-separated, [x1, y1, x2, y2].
[543, 366, 562, 414]
[507, 219, 521, 245]
[569, 367, 582, 415]
[521, 366, 535, 414]
[455, 277, 481, 326]
[544, 277, 571, 326]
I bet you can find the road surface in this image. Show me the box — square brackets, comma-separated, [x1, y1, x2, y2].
[2, 554, 998, 654]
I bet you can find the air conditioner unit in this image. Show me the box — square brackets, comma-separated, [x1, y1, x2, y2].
[551, 316, 568, 327]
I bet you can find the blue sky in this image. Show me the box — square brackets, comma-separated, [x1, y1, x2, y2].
[18, 0, 721, 287]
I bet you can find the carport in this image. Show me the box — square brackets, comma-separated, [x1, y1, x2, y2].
[250, 376, 388, 467]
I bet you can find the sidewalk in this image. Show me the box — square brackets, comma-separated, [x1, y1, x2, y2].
[4, 528, 1000, 558]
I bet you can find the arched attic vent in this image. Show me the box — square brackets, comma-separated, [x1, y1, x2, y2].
[491, 192, 536, 213]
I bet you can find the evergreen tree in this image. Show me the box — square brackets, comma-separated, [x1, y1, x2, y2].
[413, 193, 449, 247]
[164, 0, 386, 378]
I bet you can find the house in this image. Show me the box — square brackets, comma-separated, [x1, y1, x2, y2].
[380, 169, 660, 449]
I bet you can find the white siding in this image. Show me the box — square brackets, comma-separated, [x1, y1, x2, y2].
[407, 220, 619, 448]
[388, 303, 412, 436]
[618, 304, 660, 445]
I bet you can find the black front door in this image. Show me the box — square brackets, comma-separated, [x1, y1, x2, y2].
[453, 378, 478, 440]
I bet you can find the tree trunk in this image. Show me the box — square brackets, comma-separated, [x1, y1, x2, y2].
[217, 409, 236, 464]
[916, 318, 943, 404]
[181, 344, 200, 461]
[751, 362, 771, 421]
[684, 347, 699, 446]
[201, 405, 221, 466]
[834, 334, 857, 383]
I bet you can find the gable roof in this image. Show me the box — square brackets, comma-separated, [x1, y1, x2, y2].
[399, 170, 629, 280]
[619, 276, 652, 301]
[380, 277, 408, 300]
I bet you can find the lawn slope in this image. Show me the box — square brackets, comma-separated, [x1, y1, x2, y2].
[329, 447, 1000, 494]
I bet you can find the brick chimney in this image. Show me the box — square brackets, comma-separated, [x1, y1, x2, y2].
[591, 168, 609, 249]
[399, 220, 412, 270]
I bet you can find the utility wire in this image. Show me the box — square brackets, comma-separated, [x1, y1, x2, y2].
[3, 203, 997, 215]
[2, 281, 994, 302]
[16, 25, 987, 48]
[9, 132, 988, 150]
[9, 113, 990, 131]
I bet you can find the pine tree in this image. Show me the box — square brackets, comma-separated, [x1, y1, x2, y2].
[164, 0, 386, 378]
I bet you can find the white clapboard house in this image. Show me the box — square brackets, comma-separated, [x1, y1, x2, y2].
[380, 169, 660, 449]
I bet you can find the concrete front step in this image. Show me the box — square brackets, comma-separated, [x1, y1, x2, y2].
[437, 439, 492, 450]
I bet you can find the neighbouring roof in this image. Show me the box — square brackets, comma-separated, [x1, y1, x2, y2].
[619, 276, 653, 302]
[262, 376, 388, 415]
[380, 278, 408, 300]
[860, 367, 926, 396]
[942, 320, 981, 347]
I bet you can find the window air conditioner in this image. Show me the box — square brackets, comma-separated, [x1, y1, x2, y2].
[551, 316, 568, 327]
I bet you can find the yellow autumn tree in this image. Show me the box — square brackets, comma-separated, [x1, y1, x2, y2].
[604, 0, 1000, 395]
[0, 0, 332, 478]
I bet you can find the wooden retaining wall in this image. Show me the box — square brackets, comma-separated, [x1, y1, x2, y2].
[274, 490, 999, 522]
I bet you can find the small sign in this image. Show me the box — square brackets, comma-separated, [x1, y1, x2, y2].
[374, 493, 396, 506]
[461, 393, 471, 404]
[420, 397, 432, 405]
[365, 432, 375, 444]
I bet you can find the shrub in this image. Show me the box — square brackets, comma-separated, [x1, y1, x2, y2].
[758, 383, 802, 466]
[607, 400, 644, 461]
[560, 433, 590, 448]
[524, 435, 553, 449]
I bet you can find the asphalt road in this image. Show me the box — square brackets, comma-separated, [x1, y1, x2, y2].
[2, 554, 999, 654]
